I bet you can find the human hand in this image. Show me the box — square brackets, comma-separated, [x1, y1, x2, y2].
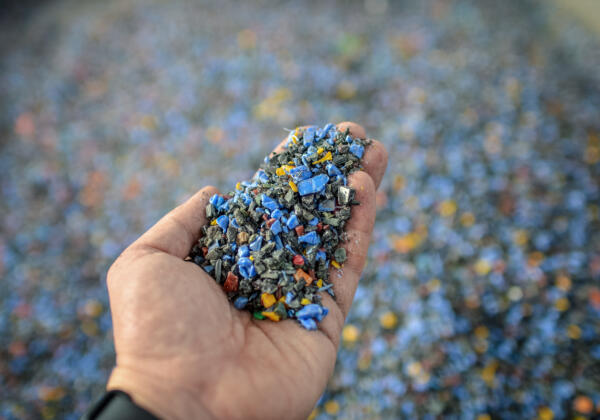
[105, 122, 388, 420]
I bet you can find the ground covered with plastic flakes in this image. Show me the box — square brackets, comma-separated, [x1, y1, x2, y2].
[1, 1, 600, 419]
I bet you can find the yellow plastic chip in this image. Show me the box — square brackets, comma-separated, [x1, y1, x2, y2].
[289, 181, 298, 192]
[342, 324, 360, 343]
[262, 311, 281, 322]
[261, 293, 276, 308]
[324, 401, 339, 415]
[313, 151, 332, 165]
[380, 311, 398, 329]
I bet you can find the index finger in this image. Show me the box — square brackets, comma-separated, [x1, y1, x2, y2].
[337, 121, 388, 190]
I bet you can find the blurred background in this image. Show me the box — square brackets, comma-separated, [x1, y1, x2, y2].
[1, 0, 600, 419]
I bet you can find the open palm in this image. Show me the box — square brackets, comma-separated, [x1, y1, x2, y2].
[106, 122, 388, 420]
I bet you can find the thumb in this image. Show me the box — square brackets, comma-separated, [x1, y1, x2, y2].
[131, 185, 220, 258]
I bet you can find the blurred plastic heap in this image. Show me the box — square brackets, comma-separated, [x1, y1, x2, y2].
[1, 0, 599, 419]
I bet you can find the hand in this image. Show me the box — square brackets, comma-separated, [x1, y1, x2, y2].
[105, 122, 388, 420]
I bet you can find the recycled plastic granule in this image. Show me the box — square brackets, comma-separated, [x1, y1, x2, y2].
[187, 124, 370, 329]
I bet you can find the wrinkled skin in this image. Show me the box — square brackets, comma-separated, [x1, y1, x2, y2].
[106, 122, 388, 420]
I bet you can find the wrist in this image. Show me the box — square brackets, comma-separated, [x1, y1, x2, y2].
[107, 365, 215, 420]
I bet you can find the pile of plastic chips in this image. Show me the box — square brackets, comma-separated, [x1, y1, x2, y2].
[189, 124, 369, 329]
